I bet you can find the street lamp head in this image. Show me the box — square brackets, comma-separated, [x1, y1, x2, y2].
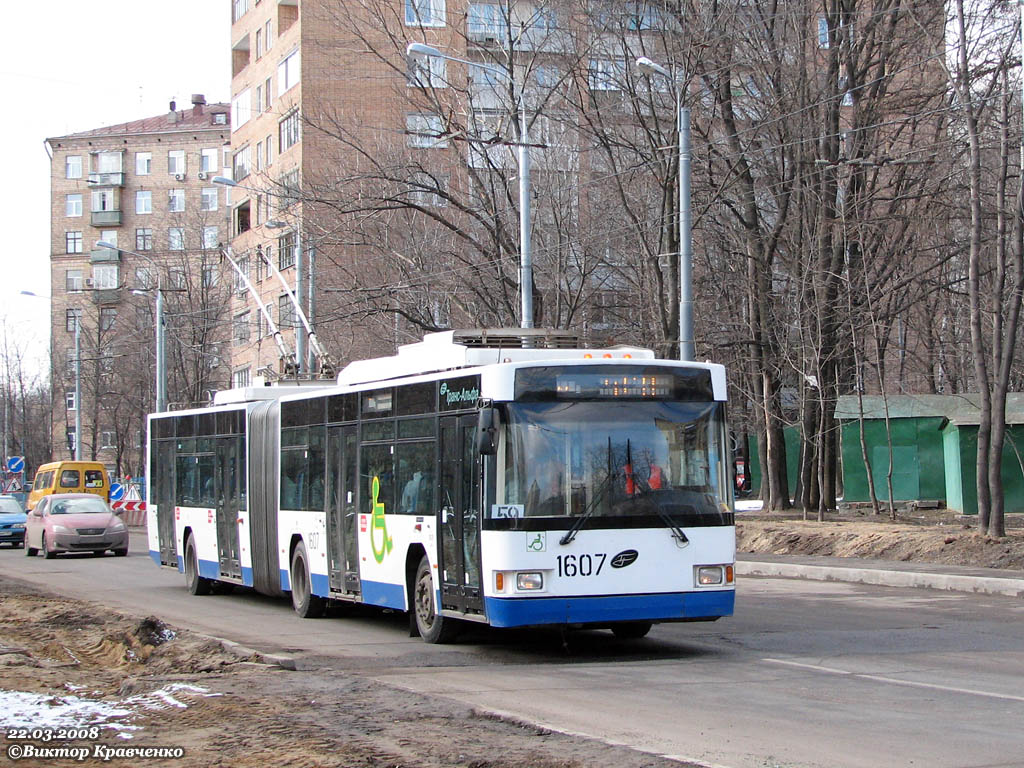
[96, 240, 118, 250]
[265, 220, 287, 229]
[636, 56, 671, 80]
[406, 41, 443, 62]
[211, 176, 237, 187]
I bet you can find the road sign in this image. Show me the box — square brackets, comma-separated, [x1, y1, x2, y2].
[109, 483, 125, 501]
[2, 478, 21, 493]
[6, 457, 24, 473]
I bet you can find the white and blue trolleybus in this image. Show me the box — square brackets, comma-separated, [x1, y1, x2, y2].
[147, 329, 736, 642]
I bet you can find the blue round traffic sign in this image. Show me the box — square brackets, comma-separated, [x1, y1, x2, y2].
[109, 483, 125, 501]
[6, 457, 24, 473]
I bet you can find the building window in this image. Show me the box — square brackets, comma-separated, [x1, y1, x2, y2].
[232, 367, 251, 388]
[264, 77, 272, 112]
[135, 267, 154, 290]
[93, 264, 118, 290]
[258, 246, 271, 281]
[408, 171, 449, 207]
[278, 230, 296, 269]
[279, 294, 297, 328]
[65, 156, 82, 179]
[232, 88, 252, 132]
[589, 59, 626, 91]
[279, 110, 301, 152]
[201, 187, 218, 211]
[136, 228, 153, 251]
[255, 85, 263, 115]
[818, 16, 830, 48]
[168, 151, 185, 176]
[233, 145, 251, 181]
[136, 190, 152, 214]
[168, 188, 185, 213]
[406, 0, 446, 27]
[66, 269, 84, 292]
[265, 19, 273, 50]
[467, 3, 506, 41]
[202, 262, 219, 287]
[280, 168, 300, 207]
[66, 308, 82, 333]
[99, 230, 118, 248]
[201, 148, 218, 174]
[136, 152, 152, 175]
[66, 391, 76, 411]
[255, 28, 263, 59]
[66, 194, 82, 217]
[258, 302, 274, 337]
[203, 226, 219, 250]
[233, 311, 251, 344]
[100, 431, 116, 450]
[235, 256, 249, 295]
[233, 0, 249, 22]
[406, 114, 447, 148]
[278, 49, 301, 94]
[66, 231, 83, 254]
[169, 267, 186, 290]
[91, 189, 116, 213]
[168, 227, 185, 251]
[93, 151, 123, 175]
[100, 306, 117, 331]
[408, 55, 447, 88]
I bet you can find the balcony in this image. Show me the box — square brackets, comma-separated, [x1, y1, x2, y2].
[88, 172, 125, 187]
[89, 247, 120, 264]
[91, 210, 122, 227]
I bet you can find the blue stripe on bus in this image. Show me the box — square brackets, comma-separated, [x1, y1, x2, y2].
[311, 572, 330, 597]
[199, 558, 219, 580]
[279, 568, 290, 592]
[241, 566, 253, 587]
[360, 579, 407, 610]
[483, 589, 735, 628]
[149, 550, 161, 566]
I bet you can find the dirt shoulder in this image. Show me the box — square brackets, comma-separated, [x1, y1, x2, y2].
[737, 505, 1024, 570]
[0, 579, 694, 768]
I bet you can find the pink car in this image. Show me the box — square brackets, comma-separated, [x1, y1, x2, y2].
[24, 493, 128, 558]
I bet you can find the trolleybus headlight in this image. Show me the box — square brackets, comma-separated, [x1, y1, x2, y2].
[696, 565, 724, 586]
[516, 572, 544, 590]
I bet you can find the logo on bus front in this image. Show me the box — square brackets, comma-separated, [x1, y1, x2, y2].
[611, 550, 639, 568]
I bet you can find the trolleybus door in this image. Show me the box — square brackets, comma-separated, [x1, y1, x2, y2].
[327, 425, 360, 594]
[216, 439, 243, 580]
[438, 415, 483, 613]
[155, 440, 177, 567]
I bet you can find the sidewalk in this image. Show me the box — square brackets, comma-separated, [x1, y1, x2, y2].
[737, 553, 1024, 598]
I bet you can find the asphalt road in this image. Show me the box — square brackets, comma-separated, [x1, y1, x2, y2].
[2, 532, 1023, 768]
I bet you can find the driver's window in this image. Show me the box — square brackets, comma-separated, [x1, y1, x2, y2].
[60, 470, 80, 488]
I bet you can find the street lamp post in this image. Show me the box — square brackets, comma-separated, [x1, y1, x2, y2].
[406, 41, 534, 329]
[636, 57, 694, 361]
[97, 242, 166, 412]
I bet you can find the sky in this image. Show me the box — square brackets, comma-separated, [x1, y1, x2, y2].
[1, 1, 228, 376]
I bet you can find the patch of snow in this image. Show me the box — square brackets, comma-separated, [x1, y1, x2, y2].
[0, 683, 214, 735]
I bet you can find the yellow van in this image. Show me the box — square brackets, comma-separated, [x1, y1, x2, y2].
[27, 461, 109, 510]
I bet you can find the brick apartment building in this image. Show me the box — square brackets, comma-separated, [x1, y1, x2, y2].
[45, 97, 233, 474]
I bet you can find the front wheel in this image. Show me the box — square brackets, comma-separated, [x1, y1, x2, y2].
[290, 542, 325, 618]
[184, 535, 211, 596]
[42, 533, 56, 560]
[413, 556, 458, 644]
[113, 548, 128, 557]
[25, 540, 37, 557]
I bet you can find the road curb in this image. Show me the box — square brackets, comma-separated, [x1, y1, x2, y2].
[737, 561, 1024, 598]
[206, 635, 299, 670]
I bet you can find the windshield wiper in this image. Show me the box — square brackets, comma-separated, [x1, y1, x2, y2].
[625, 439, 689, 546]
[560, 437, 614, 546]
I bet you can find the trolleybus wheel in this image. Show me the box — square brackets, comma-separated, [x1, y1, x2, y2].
[611, 621, 652, 639]
[413, 555, 458, 644]
[290, 542, 325, 618]
[42, 533, 56, 559]
[184, 534, 212, 596]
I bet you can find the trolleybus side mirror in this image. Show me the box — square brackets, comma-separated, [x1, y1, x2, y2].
[477, 407, 500, 456]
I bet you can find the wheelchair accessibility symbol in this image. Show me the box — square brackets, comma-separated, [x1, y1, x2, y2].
[527, 532, 546, 552]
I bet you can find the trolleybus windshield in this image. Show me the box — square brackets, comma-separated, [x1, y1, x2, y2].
[495, 400, 732, 531]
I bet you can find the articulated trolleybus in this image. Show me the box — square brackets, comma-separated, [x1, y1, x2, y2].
[147, 330, 735, 642]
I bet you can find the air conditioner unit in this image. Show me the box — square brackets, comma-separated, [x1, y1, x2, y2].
[175, 173, 185, 181]
[197, 171, 208, 180]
